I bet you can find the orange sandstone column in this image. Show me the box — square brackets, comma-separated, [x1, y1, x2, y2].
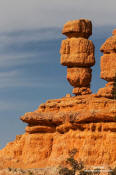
[97, 29, 116, 98]
[60, 19, 95, 95]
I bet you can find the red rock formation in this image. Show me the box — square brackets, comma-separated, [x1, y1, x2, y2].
[97, 29, 116, 98]
[0, 20, 116, 172]
[0, 95, 116, 169]
[62, 19, 92, 38]
[67, 67, 92, 87]
[60, 19, 95, 95]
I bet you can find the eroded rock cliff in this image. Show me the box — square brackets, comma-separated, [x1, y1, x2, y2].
[0, 94, 116, 169]
[0, 19, 116, 172]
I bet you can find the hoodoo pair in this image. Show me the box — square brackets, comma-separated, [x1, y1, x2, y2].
[60, 19, 116, 98]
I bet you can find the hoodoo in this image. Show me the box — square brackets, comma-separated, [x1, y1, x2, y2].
[97, 29, 116, 98]
[60, 19, 95, 95]
[0, 19, 116, 173]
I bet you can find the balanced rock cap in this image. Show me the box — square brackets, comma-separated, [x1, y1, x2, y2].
[62, 19, 92, 38]
[112, 29, 116, 35]
[100, 32, 116, 53]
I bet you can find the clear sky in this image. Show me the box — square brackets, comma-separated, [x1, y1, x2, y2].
[0, 0, 116, 149]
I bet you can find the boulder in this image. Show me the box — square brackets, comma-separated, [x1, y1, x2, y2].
[62, 19, 92, 38]
[67, 67, 92, 87]
[60, 38, 95, 67]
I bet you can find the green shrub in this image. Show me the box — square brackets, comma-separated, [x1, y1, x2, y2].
[59, 149, 84, 175]
[109, 167, 116, 175]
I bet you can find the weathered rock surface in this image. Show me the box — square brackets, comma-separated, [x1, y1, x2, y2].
[0, 95, 116, 169]
[60, 19, 95, 95]
[97, 82, 115, 99]
[25, 125, 56, 134]
[72, 87, 91, 95]
[0, 19, 116, 172]
[100, 54, 116, 81]
[60, 38, 95, 67]
[97, 29, 116, 98]
[62, 19, 92, 38]
[67, 67, 92, 87]
[100, 32, 116, 53]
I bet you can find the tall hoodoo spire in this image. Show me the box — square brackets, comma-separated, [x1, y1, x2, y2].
[97, 29, 116, 98]
[60, 19, 95, 95]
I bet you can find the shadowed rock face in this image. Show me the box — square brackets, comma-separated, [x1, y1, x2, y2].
[97, 29, 116, 98]
[0, 19, 116, 171]
[60, 19, 95, 95]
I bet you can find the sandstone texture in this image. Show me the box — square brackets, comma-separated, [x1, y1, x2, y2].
[0, 19, 116, 173]
[72, 87, 92, 95]
[60, 19, 95, 95]
[67, 67, 92, 87]
[0, 95, 116, 169]
[60, 38, 95, 67]
[62, 19, 92, 38]
[100, 54, 116, 81]
[97, 29, 116, 98]
[97, 82, 115, 99]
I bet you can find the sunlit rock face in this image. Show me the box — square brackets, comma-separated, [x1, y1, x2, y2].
[60, 19, 95, 96]
[0, 95, 116, 169]
[97, 29, 116, 98]
[62, 19, 92, 39]
[0, 20, 116, 172]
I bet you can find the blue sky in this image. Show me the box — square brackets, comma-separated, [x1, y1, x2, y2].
[0, 0, 116, 149]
